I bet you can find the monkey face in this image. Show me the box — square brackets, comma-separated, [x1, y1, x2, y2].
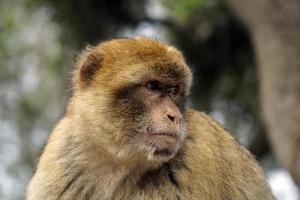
[107, 70, 189, 163]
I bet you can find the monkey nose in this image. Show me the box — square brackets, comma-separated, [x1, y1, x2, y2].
[167, 114, 175, 122]
[166, 114, 182, 125]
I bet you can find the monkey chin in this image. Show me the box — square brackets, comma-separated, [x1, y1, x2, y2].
[144, 133, 182, 163]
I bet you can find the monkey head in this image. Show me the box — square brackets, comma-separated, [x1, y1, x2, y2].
[71, 37, 192, 166]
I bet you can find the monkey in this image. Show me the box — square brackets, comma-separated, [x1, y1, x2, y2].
[26, 37, 274, 200]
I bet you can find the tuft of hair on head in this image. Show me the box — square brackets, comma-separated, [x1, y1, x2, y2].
[72, 46, 103, 89]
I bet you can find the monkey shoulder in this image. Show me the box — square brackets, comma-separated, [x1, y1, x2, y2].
[176, 108, 274, 199]
[26, 116, 84, 200]
[185, 107, 256, 160]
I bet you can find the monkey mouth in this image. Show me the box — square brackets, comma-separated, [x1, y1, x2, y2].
[150, 132, 179, 140]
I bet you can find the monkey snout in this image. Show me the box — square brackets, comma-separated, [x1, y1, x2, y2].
[165, 115, 183, 131]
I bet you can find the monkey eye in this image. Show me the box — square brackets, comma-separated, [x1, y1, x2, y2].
[168, 85, 180, 96]
[146, 80, 161, 92]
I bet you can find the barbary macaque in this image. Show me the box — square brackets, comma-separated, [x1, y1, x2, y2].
[26, 37, 274, 200]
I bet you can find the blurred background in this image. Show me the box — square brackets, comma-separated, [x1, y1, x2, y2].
[1, 0, 300, 199]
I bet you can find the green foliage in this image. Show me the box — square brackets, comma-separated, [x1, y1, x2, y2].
[0, 0, 72, 199]
[163, 0, 210, 21]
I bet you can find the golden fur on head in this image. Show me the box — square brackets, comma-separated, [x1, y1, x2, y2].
[74, 37, 192, 92]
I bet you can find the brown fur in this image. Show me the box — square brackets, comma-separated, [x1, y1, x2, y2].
[26, 37, 274, 200]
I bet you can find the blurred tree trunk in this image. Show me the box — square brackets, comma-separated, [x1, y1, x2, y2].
[226, 0, 300, 186]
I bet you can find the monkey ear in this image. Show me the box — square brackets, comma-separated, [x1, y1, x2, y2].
[74, 49, 103, 88]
